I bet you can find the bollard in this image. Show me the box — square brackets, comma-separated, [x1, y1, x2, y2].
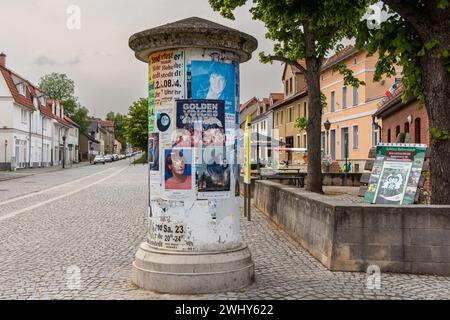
[129, 17, 257, 293]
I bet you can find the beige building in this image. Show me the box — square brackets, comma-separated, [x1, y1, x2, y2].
[272, 46, 402, 172]
[272, 63, 308, 166]
[320, 46, 402, 172]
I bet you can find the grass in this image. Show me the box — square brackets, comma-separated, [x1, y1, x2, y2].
[132, 153, 148, 164]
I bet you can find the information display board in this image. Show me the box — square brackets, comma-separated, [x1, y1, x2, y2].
[364, 143, 427, 205]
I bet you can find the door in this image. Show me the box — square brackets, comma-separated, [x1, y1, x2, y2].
[341, 127, 349, 160]
[330, 130, 336, 160]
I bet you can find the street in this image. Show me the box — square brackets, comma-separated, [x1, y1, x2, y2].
[0, 162, 449, 300]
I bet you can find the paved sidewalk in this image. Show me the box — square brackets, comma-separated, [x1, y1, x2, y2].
[0, 164, 449, 300]
[0, 162, 91, 182]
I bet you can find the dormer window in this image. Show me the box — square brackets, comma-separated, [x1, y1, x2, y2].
[33, 97, 39, 109]
[17, 83, 25, 96]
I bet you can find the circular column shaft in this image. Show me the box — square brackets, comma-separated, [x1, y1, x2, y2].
[129, 16, 258, 294]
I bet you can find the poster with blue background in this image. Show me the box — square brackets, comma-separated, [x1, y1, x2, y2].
[191, 61, 235, 115]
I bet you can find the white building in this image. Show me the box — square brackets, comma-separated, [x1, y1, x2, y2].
[249, 94, 281, 166]
[0, 53, 78, 170]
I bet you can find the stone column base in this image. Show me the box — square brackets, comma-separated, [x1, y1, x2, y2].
[131, 242, 255, 294]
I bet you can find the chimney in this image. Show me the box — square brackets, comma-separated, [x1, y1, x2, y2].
[0, 52, 6, 67]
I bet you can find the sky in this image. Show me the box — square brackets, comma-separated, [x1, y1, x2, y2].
[0, 0, 284, 118]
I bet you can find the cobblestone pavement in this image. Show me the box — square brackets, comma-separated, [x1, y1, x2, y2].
[0, 163, 449, 300]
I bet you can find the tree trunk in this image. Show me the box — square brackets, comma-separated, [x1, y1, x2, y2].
[304, 58, 324, 193]
[421, 47, 450, 204]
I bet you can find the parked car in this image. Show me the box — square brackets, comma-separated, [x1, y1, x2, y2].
[104, 155, 113, 162]
[112, 154, 119, 161]
[93, 155, 106, 165]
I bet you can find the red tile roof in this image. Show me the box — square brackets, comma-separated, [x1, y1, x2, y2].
[0, 65, 36, 111]
[269, 93, 284, 104]
[322, 45, 356, 70]
[64, 115, 79, 128]
[98, 120, 114, 127]
[239, 97, 258, 112]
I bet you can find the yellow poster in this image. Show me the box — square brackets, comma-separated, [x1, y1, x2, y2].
[244, 115, 251, 184]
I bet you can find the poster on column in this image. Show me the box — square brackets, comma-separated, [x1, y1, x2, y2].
[190, 61, 235, 123]
[155, 104, 175, 147]
[197, 147, 231, 200]
[175, 99, 225, 148]
[148, 133, 162, 198]
[163, 148, 194, 200]
[148, 49, 185, 132]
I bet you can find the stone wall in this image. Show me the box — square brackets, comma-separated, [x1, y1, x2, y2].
[254, 180, 450, 275]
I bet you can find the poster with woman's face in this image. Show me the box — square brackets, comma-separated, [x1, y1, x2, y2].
[163, 148, 194, 200]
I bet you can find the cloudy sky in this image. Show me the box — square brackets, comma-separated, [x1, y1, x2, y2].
[0, 0, 284, 118]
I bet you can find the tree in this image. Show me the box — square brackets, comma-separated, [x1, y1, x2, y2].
[106, 111, 126, 146]
[210, 0, 368, 193]
[124, 98, 148, 153]
[38, 72, 92, 134]
[356, 1, 450, 204]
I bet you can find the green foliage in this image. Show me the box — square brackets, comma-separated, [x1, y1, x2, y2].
[320, 91, 327, 109]
[294, 116, 308, 132]
[106, 111, 126, 146]
[38, 73, 75, 103]
[332, 63, 366, 87]
[124, 98, 148, 152]
[132, 153, 148, 164]
[38, 72, 92, 133]
[71, 106, 90, 135]
[210, 0, 370, 62]
[430, 128, 449, 145]
[356, 1, 450, 105]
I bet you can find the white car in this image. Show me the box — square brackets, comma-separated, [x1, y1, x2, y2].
[93, 155, 106, 165]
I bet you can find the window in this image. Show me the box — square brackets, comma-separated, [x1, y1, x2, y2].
[353, 125, 359, 149]
[288, 107, 293, 122]
[303, 134, 307, 148]
[321, 132, 326, 151]
[17, 83, 25, 96]
[303, 102, 307, 117]
[404, 122, 410, 133]
[297, 103, 300, 117]
[289, 78, 293, 94]
[285, 80, 289, 95]
[21, 109, 28, 124]
[395, 125, 401, 140]
[33, 97, 38, 108]
[342, 86, 347, 109]
[280, 110, 283, 124]
[414, 118, 421, 143]
[352, 86, 358, 106]
[354, 57, 357, 65]
[330, 91, 335, 112]
[387, 129, 391, 143]
[297, 135, 301, 148]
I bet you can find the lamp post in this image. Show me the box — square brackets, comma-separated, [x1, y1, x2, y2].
[89, 141, 92, 164]
[62, 136, 66, 169]
[324, 119, 331, 155]
[4, 139, 7, 169]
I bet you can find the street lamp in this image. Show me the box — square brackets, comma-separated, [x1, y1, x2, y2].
[324, 119, 331, 155]
[62, 136, 66, 169]
[89, 141, 93, 164]
[4, 139, 7, 168]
